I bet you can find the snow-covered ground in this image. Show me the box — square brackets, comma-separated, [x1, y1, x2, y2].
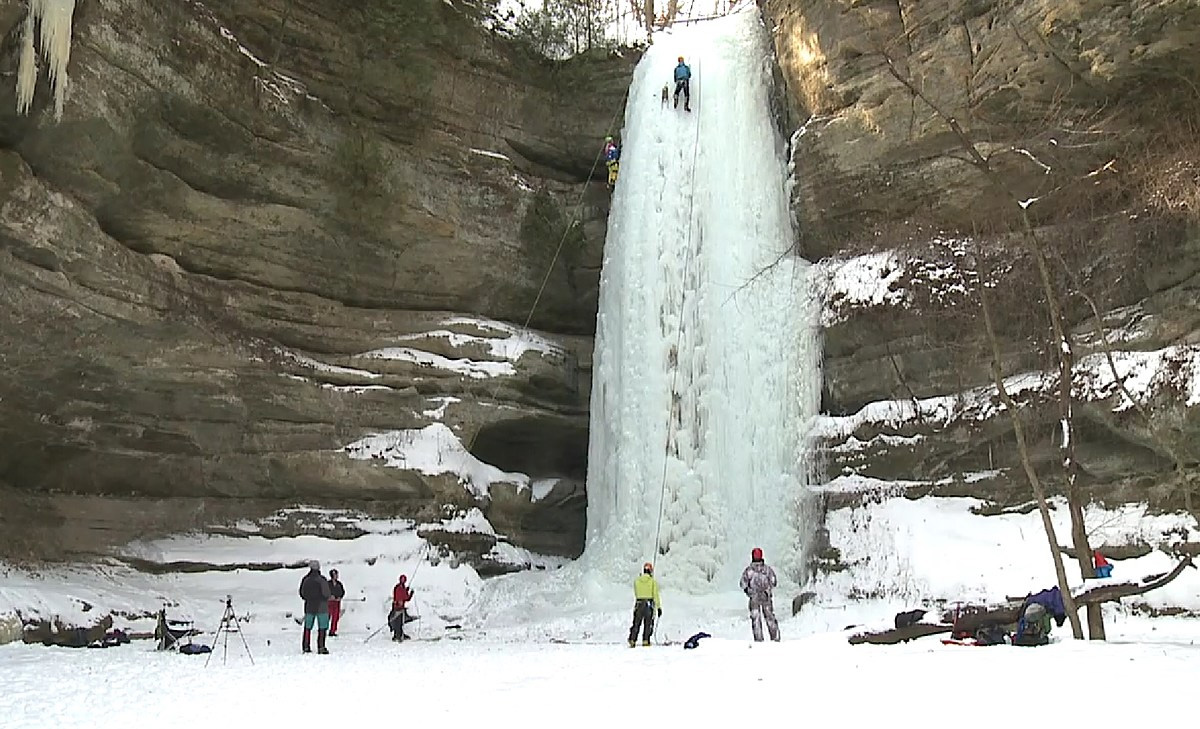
[2, 605, 1199, 728]
[3, 497, 1199, 725]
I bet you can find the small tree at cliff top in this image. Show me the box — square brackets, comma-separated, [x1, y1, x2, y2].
[512, 0, 634, 57]
[15, 0, 77, 120]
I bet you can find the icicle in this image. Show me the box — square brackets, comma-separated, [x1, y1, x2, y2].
[15, 7, 37, 115]
[14, 0, 77, 120]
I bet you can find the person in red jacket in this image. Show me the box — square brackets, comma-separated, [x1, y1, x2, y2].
[1093, 550, 1113, 578]
[389, 575, 413, 641]
[327, 569, 346, 636]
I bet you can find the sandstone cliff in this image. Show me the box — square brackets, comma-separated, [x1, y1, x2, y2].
[0, 0, 635, 562]
[766, 0, 1200, 512]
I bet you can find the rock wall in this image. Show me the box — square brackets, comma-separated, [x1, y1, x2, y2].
[765, 0, 1200, 508]
[0, 0, 635, 560]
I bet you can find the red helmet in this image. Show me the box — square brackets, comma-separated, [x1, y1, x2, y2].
[643, 562, 654, 574]
[399, 575, 407, 584]
[751, 547, 763, 561]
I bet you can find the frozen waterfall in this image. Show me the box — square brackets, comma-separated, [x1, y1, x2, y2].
[584, 10, 822, 594]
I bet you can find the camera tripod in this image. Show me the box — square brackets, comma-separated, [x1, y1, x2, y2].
[205, 595, 255, 666]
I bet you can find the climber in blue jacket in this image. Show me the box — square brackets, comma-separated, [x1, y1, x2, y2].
[673, 56, 692, 112]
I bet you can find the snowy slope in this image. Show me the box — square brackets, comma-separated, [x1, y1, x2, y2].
[584, 8, 821, 593]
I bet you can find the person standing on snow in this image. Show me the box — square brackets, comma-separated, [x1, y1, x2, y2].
[389, 575, 414, 642]
[603, 135, 621, 189]
[628, 561, 662, 647]
[299, 560, 333, 654]
[673, 56, 692, 111]
[327, 568, 346, 637]
[740, 548, 780, 642]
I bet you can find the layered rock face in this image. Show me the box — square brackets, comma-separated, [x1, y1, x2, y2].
[765, 0, 1200, 509]
[0, 0, 634, 561]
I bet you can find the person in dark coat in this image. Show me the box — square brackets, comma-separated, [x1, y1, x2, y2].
[299, 560, 332, 654]
[328, 568, 346, 637]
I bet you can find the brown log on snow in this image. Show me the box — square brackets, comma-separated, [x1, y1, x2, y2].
[848, 623, 952, 645]
[1073, 557, 1196, 606]
[1059, 544, 1152, 561]
[945, 606, 1023, 635]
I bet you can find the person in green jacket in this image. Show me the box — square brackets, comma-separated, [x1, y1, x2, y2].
[628, 562, 662, 647]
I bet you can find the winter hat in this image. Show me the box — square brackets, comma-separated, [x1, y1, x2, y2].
[308, 559, 320, 571]
[643, 562, 654, 574]
[399, 575, 407, 584]
[751, 548, 763, 562]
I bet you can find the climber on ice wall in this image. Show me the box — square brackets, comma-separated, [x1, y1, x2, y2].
[673, 56, 692, 112]
[604, 135, 621, 189]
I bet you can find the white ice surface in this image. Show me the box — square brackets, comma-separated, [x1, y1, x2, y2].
[583, 8, 821, 593]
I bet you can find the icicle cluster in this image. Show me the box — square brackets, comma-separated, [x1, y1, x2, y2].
[15, 0, 77, 120]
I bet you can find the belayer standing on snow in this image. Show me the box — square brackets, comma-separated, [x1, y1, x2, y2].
[389, 575, 414, 642]
[628, 562, 662, 647]
[327, 568, 345, 637]
[740, 548, 780, 642]
[603, 135, 620, 190]
[299, 560, 333, 654]
[673, 56, 692, 112]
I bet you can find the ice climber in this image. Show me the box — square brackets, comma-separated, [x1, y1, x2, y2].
[628, 562, 662, 647]
[299, 560, 333, 654]
[603, 135, 620, 189]
[673, 56, 692, 111]
[327, 568, 345, 637]
[740, 547, 780, 642]
[389, 575, 414, 642]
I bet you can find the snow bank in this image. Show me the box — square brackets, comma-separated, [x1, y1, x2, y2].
[423, 507, 497, 536]
[0, 505, 548, 638]
[819, 342, 1200, 442]
[811, 494, 1200, 611]
[812, 251, 905, 324]
[278, 316, 561, 385]
[354, 346, 516, 379]
[342, 424, 530, 499]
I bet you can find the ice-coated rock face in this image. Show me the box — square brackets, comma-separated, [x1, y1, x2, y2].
[584, 11, 822, 593]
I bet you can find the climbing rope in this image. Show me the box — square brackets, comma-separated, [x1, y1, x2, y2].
[463, 89, 631, 455]
[651, 54, 702, 570]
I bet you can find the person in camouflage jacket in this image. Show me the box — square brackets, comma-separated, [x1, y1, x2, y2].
[739, 547, 780, 642]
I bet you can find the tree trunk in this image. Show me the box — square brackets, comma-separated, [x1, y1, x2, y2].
[879, 54, 1094, 641]
[1026, 216, 1105, 640]
[848, 623, 952, 645]
[979, 283, 1086, 640]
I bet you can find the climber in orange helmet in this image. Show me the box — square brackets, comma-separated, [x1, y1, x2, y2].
[673, 56, 692, 111]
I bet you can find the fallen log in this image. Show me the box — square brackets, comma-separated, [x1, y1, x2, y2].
[944, 605, 1022, 636]
[1059, 543, 1152, 561]
[848, 623, 952, 645]
[1073, 557, 1196, 606]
